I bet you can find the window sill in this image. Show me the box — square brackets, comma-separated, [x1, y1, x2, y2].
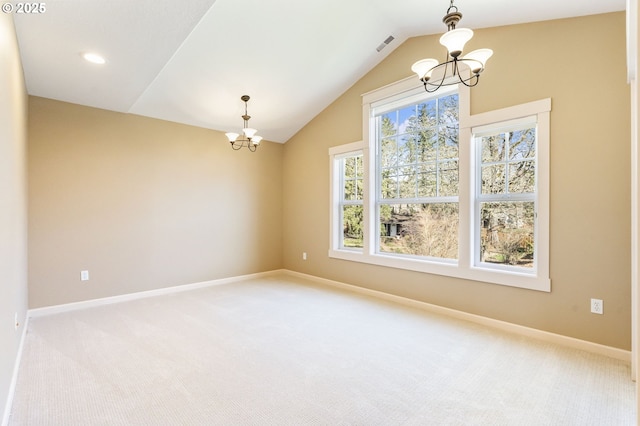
[328, 249, 550, 292]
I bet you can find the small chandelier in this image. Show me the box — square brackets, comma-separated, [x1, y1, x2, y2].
[225, 95, 262, 152]
[411, 0, 493, 93]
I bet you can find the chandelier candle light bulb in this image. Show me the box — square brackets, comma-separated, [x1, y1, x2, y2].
[462, 48, 494, 74]
[439, 27, 473, 58]
[411, 0, 492, 92]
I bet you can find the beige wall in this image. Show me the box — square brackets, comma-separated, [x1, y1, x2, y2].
[28, 97, 283, 308]
[283, 13, 632, 350]
[0, 14, 28, 423]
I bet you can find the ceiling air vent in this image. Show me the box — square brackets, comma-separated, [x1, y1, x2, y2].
[376, 35, 395, 52]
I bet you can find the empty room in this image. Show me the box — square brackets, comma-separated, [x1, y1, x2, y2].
[2, 0, 640, 424]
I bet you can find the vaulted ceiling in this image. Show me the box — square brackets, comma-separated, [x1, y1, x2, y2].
[14, 0, 625, 143]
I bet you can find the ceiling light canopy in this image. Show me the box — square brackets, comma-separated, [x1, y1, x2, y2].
[411, 0, 492, 92]
[225, 95, 262, 152]
[82, 52, 106, 65]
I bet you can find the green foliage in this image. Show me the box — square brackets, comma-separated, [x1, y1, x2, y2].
[342, 205, 363, 248]
[378, 94, 459, 201]
[480, 201, 534, 267]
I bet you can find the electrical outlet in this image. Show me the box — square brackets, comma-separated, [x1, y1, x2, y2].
[591, 298, 603, 315]
[81, 270, 89, 281]
[302, 252, 307, 261]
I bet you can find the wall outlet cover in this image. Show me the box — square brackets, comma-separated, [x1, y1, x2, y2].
[591, 298, 603, 315]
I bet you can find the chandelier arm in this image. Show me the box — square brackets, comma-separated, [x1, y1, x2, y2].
[458, 73, 480, 88]
[230, 141, 243, 150]
[424, 61, 449, 93]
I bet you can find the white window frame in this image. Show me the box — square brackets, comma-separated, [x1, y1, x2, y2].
[329, 141, 366, 261]
[465, 99, 551, 291]
[373, 84, 460, 263]
[328, 75, 551, 292]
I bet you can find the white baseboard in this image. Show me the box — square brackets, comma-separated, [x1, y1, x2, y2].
[2, 314, 29, 426]
[24, 268, 631, 364]
[29, 270, 283, 318]
[283, 270, 631, 363]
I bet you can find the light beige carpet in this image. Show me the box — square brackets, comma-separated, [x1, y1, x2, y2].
[8, 275, 635, 425]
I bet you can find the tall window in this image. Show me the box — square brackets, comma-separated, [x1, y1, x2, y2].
[329, 76, 550, 292]
[475, 120, 537, 270]
[339, 152, 364, 249]
[375, 90, 459, 260]
[329, 141, 365, 253]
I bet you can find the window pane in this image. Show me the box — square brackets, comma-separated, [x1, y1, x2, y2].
[481, 134, 506, 163]
[398, 135, 416, 165]
[417, 131, 437, 162]
[480, 201, 534, 268]
[342, 205, 363, 249]
[509, 128, 536, 160]
[381, 168, 398, 199]
[508, 160, 535, 193]
[439, 160, 458, 196]
[344, 157, 356, 178]
[481, 164, 506, 194]
[379, 203, 458, 259]
[342, 155, 363, 201]
[417, 100, 437, 128]
[398, 105, 416, 133]
[399, 166, 417, 199]
[440, 126, 459, 159]
[381, 137, 397, 169]
[344, 179, 355, 200]
[417, 163, 437, 197]
[438, 94, 459, 126]
[380, 113, 397, 136]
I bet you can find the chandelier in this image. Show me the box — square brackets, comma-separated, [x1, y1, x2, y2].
[411, 0, 493, 93]
[225, 95, 262, 152]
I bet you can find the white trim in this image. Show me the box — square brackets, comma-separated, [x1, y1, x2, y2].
[329, 142, 365, 253]
[362, 75, 420, 106]
[2, 315, 29, 426]
[632, 74, 638, 381]
[283, 270, 630, 363]
[628, 0, 637, 83]
[469, 99, 551, 291]
[328, 140, 364, 156]
[472, 115, 537, 136]
[464, 98, 551, 129]
[28, 270, 283, 318]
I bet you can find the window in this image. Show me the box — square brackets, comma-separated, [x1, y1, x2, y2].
[467, 101, 550, 291]
[329, 76, 550, 292]
[474, 118, 537, 271]
[329, 142, 365, 254]
[339, 152, 364, 249]
[375, 88, 459, 261]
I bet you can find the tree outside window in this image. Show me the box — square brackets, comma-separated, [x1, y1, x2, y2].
[376, 93, 459, 260]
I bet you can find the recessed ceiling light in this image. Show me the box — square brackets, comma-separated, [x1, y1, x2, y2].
[82, 52, 106, 65]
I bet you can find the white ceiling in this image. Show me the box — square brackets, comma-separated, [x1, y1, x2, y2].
[14, 0, 625, 143]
